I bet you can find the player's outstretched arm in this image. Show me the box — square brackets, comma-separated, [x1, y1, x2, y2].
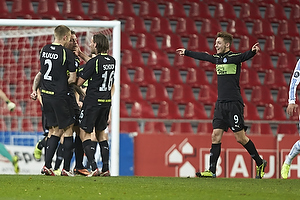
[176, 48, 186, 56]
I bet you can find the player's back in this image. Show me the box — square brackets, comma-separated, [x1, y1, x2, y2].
[40, 43, 74, 97]
[84, 54, 116, 104]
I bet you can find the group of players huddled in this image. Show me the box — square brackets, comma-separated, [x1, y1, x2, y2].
[30, 25, 115, 177]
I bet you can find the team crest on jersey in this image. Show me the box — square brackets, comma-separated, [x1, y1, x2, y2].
[223, 58, 227, 63]
[294, 71, 300, 78]
[50, 46, 55, 50]
[104, 57, 110, 60]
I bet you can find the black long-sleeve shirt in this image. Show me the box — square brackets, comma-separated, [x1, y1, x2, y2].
[185, 50, 256, 103]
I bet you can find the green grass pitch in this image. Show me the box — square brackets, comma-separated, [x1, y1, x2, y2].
[0, 175, 299, 200]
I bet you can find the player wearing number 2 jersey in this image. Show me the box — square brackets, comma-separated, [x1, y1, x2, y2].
[31, 25, 77, 176]
[77, 33, 115, 177]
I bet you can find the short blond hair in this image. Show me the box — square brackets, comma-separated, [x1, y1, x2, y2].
[54, 25, 71, 40]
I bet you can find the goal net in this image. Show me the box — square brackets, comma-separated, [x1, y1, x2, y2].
[0, 19, 121, 175]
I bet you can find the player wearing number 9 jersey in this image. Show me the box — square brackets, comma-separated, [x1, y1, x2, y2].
[77, 33, 115, 176]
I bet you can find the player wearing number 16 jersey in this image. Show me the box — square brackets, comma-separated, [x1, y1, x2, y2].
[77, 33, 115, 176]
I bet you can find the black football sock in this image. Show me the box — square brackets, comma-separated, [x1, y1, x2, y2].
[38, 136, 47, 150]
[99, 140, 109, 172]
[45, 135, 60, 169]
[82, 139, 97, 171]
[54, 143, 64, 170]
[209, 143, 221, 174]
[63, 136, 74, 171]
[243, 139, 263, 166]
[74, 135, 84, 169]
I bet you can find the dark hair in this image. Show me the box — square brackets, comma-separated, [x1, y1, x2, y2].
[93, 33, 109, 53]
[216, 31, 233, 46]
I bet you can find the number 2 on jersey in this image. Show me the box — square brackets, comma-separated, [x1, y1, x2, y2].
[44, 59, 52, 81]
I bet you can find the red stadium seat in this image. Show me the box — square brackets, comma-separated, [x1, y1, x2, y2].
[113, 0, 136, 19]
[0, 0, 10, 18]
[186, 68, 210, 87]
[277, 52, 297, 73]
[139, 0, 162, 19]
[251, 52, 274, 72]
[88, 0, 113, 20]
[121, 32, 133, 51]
[157, 100, 181, 119]
[277, 123, 299, 135]
[278, 20, 300, 40]
[244, 101, 260, 120]
[14, 80, 31, 102]
[226, 19, 250, 38]
[263, 103, 287, 120]
[237, 35, 258, 53]
[264, 36, 287, 56]
[249, 123, 273, 135]
[214, 2, 237, 22]
[183, 101, 208, 119]
[120, 101, 129, 118]
[171, 84, 196, 104]
[264, 69, 288, 89]
[0, 118, 7, 131]
[130, 101, 155, 118]
[227, 0, 251, 6]
[189, 2, 212, 20]
[136, 33, 160, 53]
[149, 17, 173, 37]
[61, 0, 90, 20]
[187, 34, 212, 54]
[144, 122, 167, 134]
[290, 36, 300, 56]
[240, 3, 262, 22]
[133, 66, 157, 86]
[175, 17, 198, 37]
[37, 0, 64, 20]
[120, 83, 144, 103]
[252, 0, 276, 6]
[161, 33, 184, 53]
[146, 50, 171, 69]
[290, 4, 300, 23]
[11, 0, 39, 19]
[277, 86, 289, 106]
[120, 66, 131, 84]
[121, 49, 145, 68]
[278, 0, 300, 7]
[170, 122, 194, 135]
[252, 19, 274, 39]
[25, 100, 42, 117]
[250, 86, 274, 106]
[198, 85, 218, 105]
[159, 67, 183, 87]
[240, 68, 261, 89]
[145, 82, 170, 103]
[264, 3, 287, 23]
[21, 118, 34, 132]
[200, 18, 223, 38]
[124, 16, 147, 36]
[197, 122, 213, 135]
[120, 121, 140, 133]
[164, 1, 187, 20]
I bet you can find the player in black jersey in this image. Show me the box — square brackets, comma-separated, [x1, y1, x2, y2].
[176, 31, 267, 179]
[31, 25, 76, 176]
[77, 33, 115, 177]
